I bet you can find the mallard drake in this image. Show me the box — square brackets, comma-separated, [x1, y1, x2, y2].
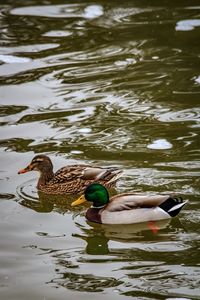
[18, 155, 122, 195]
[71, 183, 187, 224]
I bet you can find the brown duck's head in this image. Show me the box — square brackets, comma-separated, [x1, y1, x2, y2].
[18, 155, 53, 174]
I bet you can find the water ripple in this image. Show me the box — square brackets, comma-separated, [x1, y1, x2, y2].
[17, 178, 38, 202]
[158, 108, 200, 124]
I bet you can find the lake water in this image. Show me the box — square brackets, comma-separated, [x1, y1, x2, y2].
[0, 1, 200, 299]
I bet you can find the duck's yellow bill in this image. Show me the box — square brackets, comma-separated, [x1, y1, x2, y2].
[71, 195, 86, 207]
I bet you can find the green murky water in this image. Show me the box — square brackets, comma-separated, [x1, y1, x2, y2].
[0, 1, 200, 299]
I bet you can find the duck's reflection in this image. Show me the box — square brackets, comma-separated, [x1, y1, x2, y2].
[73, 229, 110, 255]
[17, 177, 89, 213]
[73, 219, 171, 255]
[19, 191, 82, 214]
[20, 196, 54, 213]
[42, 218, 188, 293]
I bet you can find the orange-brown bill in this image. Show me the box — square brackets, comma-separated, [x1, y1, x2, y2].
[18, 164, 33, 174]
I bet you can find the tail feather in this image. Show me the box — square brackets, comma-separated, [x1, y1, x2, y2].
[159, 197, 187, 217]
[107, 169, 123, 184]
[96, 168, 122, 181]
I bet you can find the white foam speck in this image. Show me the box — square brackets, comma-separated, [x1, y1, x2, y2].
[147, 139, 173, 150]
[70, 150, 83, 154]
[78, 128, 92, 133]
[83, 5, 104, 19]
[175, 19, 200, 31]
[194, 75, 200, 84]
[43, 30, 72, 37]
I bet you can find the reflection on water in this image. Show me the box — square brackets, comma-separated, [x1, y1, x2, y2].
[17, 178, 84, 213]
[0, 0, 200, 299]
[38, 218, 200, 298]
[73, 219, 172, 254]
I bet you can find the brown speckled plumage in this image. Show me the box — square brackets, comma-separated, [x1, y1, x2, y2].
[18, 155, 123, 195]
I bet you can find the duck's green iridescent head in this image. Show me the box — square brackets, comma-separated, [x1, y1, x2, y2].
[85, 183, 109, 207]
[71, 183, 109, 208]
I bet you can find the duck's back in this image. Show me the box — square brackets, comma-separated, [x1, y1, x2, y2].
[39, 164, 122, 194]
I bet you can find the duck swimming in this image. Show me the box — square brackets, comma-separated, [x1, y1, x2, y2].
[71, 183, 187, 224]
[18, 155, 122, 195]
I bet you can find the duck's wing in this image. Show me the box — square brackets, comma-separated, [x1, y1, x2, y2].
[52, 165, 89, 183]
[106, 193, 171, 212]
[52, 165, 122, 184]
[81, 165, 122, 182]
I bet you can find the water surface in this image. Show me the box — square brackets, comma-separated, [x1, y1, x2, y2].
[0, 1, 200, 299]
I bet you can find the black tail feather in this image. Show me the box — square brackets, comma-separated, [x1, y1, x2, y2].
[159, 197, 187, 217]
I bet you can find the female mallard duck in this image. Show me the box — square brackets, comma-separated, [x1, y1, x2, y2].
[71, 183, 187, 224]
[18, 155, 122, 195]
